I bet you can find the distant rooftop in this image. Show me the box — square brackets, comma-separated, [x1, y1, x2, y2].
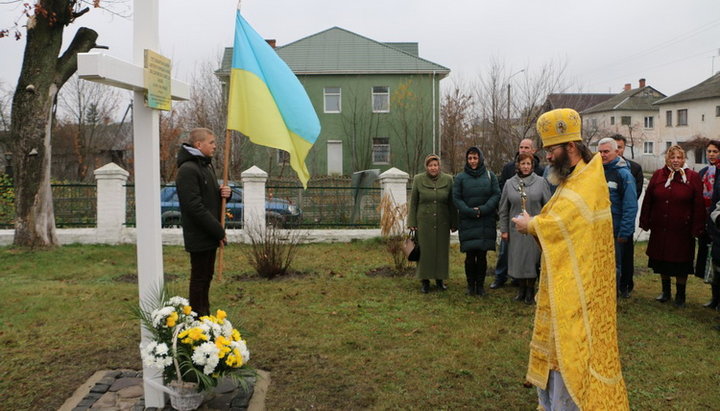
[655, 72, 720, 105]
[582, 85, 665, 114]
[218, 26, 450, 77]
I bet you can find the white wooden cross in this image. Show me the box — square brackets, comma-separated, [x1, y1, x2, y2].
[77, 0, 189, 407]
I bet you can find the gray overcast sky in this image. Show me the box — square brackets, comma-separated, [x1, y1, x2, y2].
[1, 0, 719, 98]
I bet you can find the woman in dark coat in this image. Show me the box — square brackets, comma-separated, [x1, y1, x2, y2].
[696, 140, 720, 309]
[407, 154, 458, 293]
[639, 145, 705, 307]
[452, 147, 500, 296]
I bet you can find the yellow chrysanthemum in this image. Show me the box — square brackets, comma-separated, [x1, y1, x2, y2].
[231, 329, 242, 341]
[166, 311, 178, 327]
[225, 348, 243, 367]
[178, 327, 208, 344]
[216, 310, 227, 323]
[215, 335, 232, 358]
[182, 305, 192, 315]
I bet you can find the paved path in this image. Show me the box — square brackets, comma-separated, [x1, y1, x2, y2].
[59, 369, 269, 411]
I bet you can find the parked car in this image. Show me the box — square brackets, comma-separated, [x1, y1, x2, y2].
[160, 184, 302, 228]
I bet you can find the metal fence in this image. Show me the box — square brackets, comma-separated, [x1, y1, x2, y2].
[0, 184, 97, 228]
[0, 179, 400, 230]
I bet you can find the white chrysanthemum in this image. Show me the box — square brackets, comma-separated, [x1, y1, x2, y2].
[154, 342, 169, 356]
[168, 296, 189, 307]
[232, 340, 250, 364]
[221, 320, 233, 338]
[192, 342, 220, 375]
[151, 306, 176, 327]
[201, 317, 222, 338]
[140, 341, 173, 370]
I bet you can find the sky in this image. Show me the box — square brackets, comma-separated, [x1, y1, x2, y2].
[1, 0, 719, 101]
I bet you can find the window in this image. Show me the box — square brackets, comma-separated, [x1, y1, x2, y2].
[620, 116, 631, 125]
[677, 109, 688, 126]
[277, 149, 290, 164]
[323, 87, 341, 113]
[372, 86, 390, 113]
[591, 119, 597, 128]
[716, 106, 720, 117]
[666, 141, 673, 151]
[702, 114, 705, 121]
[372, 138, 390, 164]
[643, 141, 654, 154]
[666, 110, 672, 126]
[610, 116, 615, 125]
[644, 116, 654, 129]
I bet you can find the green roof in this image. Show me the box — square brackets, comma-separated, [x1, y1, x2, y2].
[582, 86, 666, 114]
[218, 27, 450, 77]
[654, 72, 720, 105]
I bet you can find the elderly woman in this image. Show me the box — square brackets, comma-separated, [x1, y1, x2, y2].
[498, 153, 551, 303]
[696, 140, 720, 309]
[452, 147, 500, 296]
[407, 154, 458, 293]
[639, 145, 705, 307]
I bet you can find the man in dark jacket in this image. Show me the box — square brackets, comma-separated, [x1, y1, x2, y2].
[598, 137, 638, 298]
[491, 138, 544, 289]
[176, 128, 231, 316]
[612, 134, 644, 296]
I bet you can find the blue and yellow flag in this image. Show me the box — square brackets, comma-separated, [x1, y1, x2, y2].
[227, 6, 321, 188]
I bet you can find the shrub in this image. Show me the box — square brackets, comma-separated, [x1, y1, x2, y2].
[245, 224, 304, 279]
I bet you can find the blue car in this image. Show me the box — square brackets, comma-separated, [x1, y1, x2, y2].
[160, 184, 302, 228]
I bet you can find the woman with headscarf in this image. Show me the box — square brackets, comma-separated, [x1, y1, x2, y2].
[696, 140, 720, 309]
[407, 155, 458, 293]
[639, 145, 705, 307]
[498, 153, 551, 304]
[452, 147, 500, 296]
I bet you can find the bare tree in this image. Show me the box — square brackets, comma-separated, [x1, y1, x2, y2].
[340, 84, 379, 172]
[440, 80, 475, 174]
[8, 1, 104, 247]
[390, 78, 433, 176]
[55, 74, 123, 181]
[464, 58, 570, 172]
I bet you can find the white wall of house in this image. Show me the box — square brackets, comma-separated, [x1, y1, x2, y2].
[655, 97, 720, 170]
[583, 110, 661, 171]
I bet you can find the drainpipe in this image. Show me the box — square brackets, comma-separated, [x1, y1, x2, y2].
[432, 71, 437, 156]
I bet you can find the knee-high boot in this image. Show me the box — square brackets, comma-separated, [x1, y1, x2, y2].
[674, 282, 687, 307]
[656, 278, 671, 302]
[704, 283, 720, 309]
[514, 279, 526, 301]
[475, 270, 486, 297]
[525, 278, 536, 305]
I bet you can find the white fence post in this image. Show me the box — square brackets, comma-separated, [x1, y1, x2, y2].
[379, 167, 409, 232]
[241, 166, 268, 235]
[94, 162, 129, 244]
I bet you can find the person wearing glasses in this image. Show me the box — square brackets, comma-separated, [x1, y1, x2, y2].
[512, 108, 629, 410]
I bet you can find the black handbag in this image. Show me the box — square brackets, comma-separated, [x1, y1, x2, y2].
[403, 230, 421, 262]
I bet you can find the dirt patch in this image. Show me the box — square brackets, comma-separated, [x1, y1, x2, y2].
[365, 266, 415, 277]
[230, 269, 314, 281]
[113, 273, 179, 283]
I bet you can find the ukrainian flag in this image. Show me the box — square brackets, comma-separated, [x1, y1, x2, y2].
[226, 7, 321, 188]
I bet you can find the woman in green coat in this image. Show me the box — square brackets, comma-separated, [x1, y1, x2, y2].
[407, 154, 459, 293]
[452, 147, 500, 296]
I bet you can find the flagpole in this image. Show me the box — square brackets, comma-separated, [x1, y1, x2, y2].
[217, 129, 232, 281]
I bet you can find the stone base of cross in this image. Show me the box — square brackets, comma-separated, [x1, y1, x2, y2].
[77, 0, 189, 407]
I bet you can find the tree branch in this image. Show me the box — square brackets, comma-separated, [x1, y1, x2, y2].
[55, 26, 98, 87]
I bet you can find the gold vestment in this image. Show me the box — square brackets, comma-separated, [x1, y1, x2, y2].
[526, 154, 629, 410]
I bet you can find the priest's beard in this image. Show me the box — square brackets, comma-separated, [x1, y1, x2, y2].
[547, 148, 573, 186]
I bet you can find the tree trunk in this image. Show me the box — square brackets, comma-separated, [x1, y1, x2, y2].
[10, 1, 97, 247]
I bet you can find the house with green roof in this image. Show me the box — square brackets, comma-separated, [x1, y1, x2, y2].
[653, 72, 720, 169]
[580, 79, 666, 170]
[216, 27, 450, 179]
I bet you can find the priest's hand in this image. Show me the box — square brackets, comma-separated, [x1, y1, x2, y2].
[511, 211, 532, 234]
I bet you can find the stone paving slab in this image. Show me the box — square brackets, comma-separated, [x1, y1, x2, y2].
[59, 369, 269, 411]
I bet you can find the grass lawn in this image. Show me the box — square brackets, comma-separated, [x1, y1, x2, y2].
[1, 240, 719, 410]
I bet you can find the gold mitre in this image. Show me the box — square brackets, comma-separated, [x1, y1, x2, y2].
[536, 108, 582, 146]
